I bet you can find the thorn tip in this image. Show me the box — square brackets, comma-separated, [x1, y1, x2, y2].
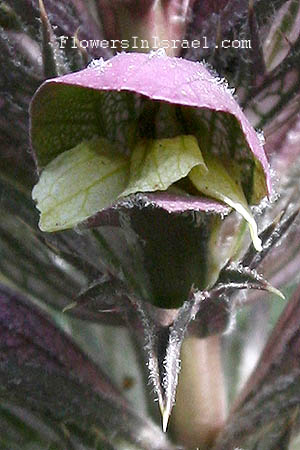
[162, 408, 170, 433]
[159, 399, 172, 433]
[267, 285, 285, 300]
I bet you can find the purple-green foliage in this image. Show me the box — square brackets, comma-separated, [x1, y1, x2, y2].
[0, 1, 300, 449]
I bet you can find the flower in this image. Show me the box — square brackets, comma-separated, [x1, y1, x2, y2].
[28, 52, 275, 353]
[28, 45, 282, 439]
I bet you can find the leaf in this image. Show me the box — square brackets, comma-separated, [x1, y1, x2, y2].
[242, 208, 300, 270]
[183, 0, 283, 87]
[213, 283, 300, 450]
[0, 175, 133, 325]
[0, 284, 175, 450]
[263, 0, 300, 72]
[241, 0, 300, 131]
[121, 135, 207, 197]
[32, 137, 129, 232]
[189, 152, 262, 251]
[38, 0, 69, 78]
[0, 402, 69, 449]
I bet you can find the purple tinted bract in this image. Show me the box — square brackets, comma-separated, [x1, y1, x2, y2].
[30, 52, 271, 219]
[43, 52, 271, 193]
[82, 192, 229, 228]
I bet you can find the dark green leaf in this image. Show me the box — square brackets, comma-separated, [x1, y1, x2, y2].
[213, 283, 300, 449]
[0, 284, 175, 450]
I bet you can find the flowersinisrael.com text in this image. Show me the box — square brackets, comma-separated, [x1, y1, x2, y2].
[58, 35, 252, 51]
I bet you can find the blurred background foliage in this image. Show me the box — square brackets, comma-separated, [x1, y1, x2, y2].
[0, 0, 300, 449]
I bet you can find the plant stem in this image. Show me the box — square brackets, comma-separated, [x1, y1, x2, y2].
[171, 335, 227, 449]
[97, 0, 194, 56]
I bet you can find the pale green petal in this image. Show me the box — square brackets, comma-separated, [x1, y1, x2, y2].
[32, 138, 129, 232]
[189, 153, 262, 252]
[121, 135, 207, 197]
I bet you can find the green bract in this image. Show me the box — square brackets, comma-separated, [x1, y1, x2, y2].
[189, 153, 262, 251]
[33, 134, 207, 232]
[122, 135, 207, 196]
[32, 137, 129, 232]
